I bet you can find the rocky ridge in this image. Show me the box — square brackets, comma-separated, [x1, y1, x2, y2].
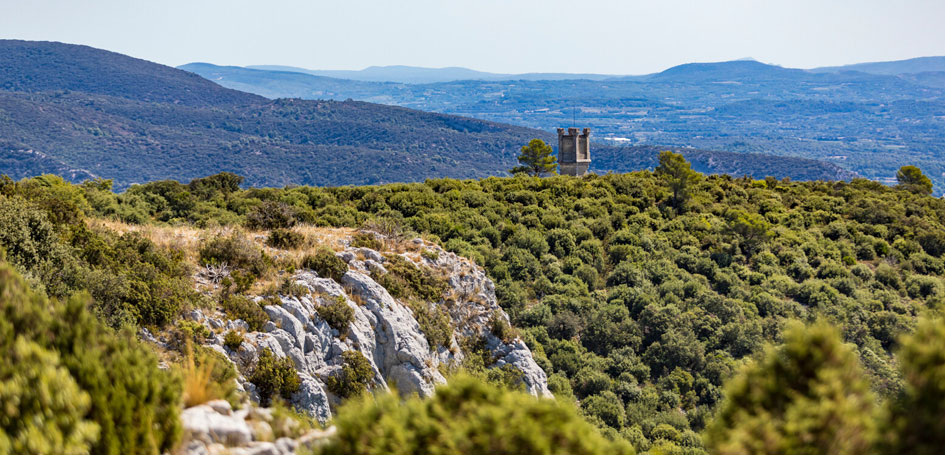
[174, 233, 549, 453]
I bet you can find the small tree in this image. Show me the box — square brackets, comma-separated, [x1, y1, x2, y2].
[655, 151, 699, 210]
[511, 139, 557, 177]
[896, 165, 933, 195]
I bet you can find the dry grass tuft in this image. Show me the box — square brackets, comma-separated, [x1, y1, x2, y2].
[180, 344, 220, 408]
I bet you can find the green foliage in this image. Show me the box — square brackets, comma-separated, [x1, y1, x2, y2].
[880, 317, 945, 455]
[656, 151, 700, 210]
[266, 228, 305, 249]
[321, 374, 634, 455]
[350, 232, 383, 250]
[301, 248, 348, 282]
[705, 322, 875, 455]
[316, 295, 355, 336]
[9, 168, 945, 444]
[896, 165, 933, 195]
[221, 295, 269, 331]
[245, 201, 298, 230]
[373, 254, 447, 302]
[199, 232, 270, 276]
[223, 330, 244, 351]
[0, 337, 100, 455]
[0, 263, 181, 455]
[406, 300, 453, 348]
[489, 310, 515, 343]
[512, 138, 557, 177]
[325, 350, 375, 399]
[249, 348, 301, 406]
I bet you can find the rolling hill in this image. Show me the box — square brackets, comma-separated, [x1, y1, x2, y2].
[0, 40, 854, 189]
[180, 59, 945, 192]
[811, 56, 945, 75]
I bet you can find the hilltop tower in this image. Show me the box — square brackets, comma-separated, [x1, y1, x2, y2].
[557, 127, 591, 176]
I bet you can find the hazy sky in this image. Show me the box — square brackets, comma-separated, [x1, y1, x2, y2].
[2, 0, 944, 74]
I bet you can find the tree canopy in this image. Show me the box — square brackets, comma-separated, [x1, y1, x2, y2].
[512, 139, 558, 177]
[896, 165, 933, 195]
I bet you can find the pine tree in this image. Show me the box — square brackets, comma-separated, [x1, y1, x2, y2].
[655, 151, 699, 210]
[705, 321, 875, 455]
[896, 165, 933, 194]
[511, 139, 557, 177]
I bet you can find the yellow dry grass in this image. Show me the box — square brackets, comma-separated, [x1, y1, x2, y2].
[180, 343, 220, 408]
[87, 218, 359, 293]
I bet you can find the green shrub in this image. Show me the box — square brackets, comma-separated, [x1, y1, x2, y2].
[705, 322, 874, 455]
[266, 228, 305, 249]
[223, 330, 244, 351]
[301, 248, 348, 282]
[421, 248, 440, 261]
[245, 201, 298, 230]
[407, 300, 453, 348]
[374, 254, 447, 302]
[0, 337, 100, 455]
[222, 295, 269, 331]
[881, 317, 945, 455]
[321, 374, 635, 455]
[0, 263, 181, 455]
[199, 233, 270, 276]
[249, 348, 301, 406]
[316, 295, 355, 336]
[490, 310, 515, 343]
[326, 350, 374, 399]
[350, 232, 383, 250]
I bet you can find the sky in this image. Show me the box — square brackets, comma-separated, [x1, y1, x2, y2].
[2, 0, 944, 75]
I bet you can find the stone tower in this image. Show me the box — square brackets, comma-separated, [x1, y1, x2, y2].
[557, 127, 591, 176]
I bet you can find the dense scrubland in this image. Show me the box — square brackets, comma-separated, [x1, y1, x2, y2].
[2, 157, 945, 454]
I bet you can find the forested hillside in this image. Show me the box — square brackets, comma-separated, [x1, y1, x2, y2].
[2, 157, 944, 453]
[0, 40, 853, 189]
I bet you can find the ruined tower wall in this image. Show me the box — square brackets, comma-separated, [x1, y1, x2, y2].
[557, 127, 591, 177]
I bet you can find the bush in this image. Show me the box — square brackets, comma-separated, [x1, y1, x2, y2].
[316, 295, 355, 336]
[407, 300, 453, 348]
[223, 330, 244, 351]
[245, 201, 298, 230]
[200, 233, 269, 276]
[0, 263, 181, 455]
[266, 228, 305, 249]
[249, 348, 301, 406]
[222, 295, 269, 331]
[301, 248, 348, 282]
[705, 322, 874, 455]
[0, 337, 100, 455]
[490, 310, 515, 343]
[881, 317, 945, 455]
[350, 232, 383, 250]
[374, 254, 447, 302]
[326, 350, 375, 399]
[321, 374, 635, 455]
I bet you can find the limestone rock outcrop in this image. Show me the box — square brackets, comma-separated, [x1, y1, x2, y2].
[186, 232, 550, 423]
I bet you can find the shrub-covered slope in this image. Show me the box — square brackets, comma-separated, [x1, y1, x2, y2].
[5, 163, 941, 452]
[4, 163, 945, 453]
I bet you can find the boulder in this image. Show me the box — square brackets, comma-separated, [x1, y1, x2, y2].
[181, 403, 253, 446]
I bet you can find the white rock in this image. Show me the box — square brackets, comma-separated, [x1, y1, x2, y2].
[292, 373, 332, 424]
[181, 404, 253, 446]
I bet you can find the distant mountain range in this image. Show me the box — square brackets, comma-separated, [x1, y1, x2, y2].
[811, 56, 945, 76]
[0, 40, 854, 189]
[245, 65, 616, 84]
[228, 56, 945, 85]
[179, 57, 945, 192]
